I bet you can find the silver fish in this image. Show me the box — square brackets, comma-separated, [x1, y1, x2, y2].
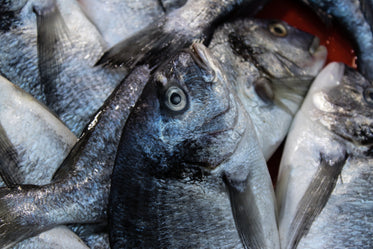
[0, 0, 128, 135]
[109, 43, 279, 248]
[276, 62, 373, 248]
[0, 75, 89, 248]
[209, 18, 327, 159]
[0, 64, 151, 248]
[96, 0, 271, 69]
[76, 0, 175, 47]
[0, 75, 77, 185]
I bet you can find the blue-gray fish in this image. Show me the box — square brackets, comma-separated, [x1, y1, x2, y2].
[0, 0, 138, 135]
[0, 17, 326, 247]
[109, 43, 279, 249]
[96, 0, 271, 69]
[76, 0, 184, 47]
[209, 18, 327, 159]
[299, 0, 373, 81]
[0, 65, 151, 248]
[276, 62, 373, 249]
[0, 75, 90, 248]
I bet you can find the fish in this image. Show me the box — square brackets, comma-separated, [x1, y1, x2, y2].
[95, 0, 271, 69]
[0, 74, 77, 185]
[109, 43, 279, 248]
[276, 62, 373, 249]
[76, 0, 182, 47]
[0, 64, 151, 248]
[209, 18, 327, 160]
[0, 16, 326, 247]
[0, 75, 90, 248]
[0, 0, 146, 135]
[299, 0, 373, 81]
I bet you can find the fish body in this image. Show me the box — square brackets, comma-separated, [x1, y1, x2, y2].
[276, 62, 373, 248]
[96, 0, 271, 69]
[0, 65, 151, 248]
[0, 0, 143, 135]
[0, 75, 90, 248]
[0, 17, 327, 247]
[76, 0, 172, 47]
[299, 0, 373, 81]
[209, 18, 327, 159]
[109, 43, 279, 248]
[0, 75, 77, 185]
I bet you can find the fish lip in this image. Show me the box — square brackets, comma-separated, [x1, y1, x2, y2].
[303, 42, 328, 76]
[309, 37, 320, 55]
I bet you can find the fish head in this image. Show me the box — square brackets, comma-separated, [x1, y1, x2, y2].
[308, 62, 373, 149]
[228, 18, 327, 78]
[121, 43, 246, 174]
[211, 18, 327, 159]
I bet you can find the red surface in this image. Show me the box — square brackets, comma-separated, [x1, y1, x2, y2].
[255, 0, 357, 184]
[256, 0, 357, 68]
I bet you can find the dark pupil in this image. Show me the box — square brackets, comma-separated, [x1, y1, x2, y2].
[274, 26, 283, 34]
[170, 92, 181, 105]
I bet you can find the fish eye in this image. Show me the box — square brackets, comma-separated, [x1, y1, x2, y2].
[363, 87, 373, 106]
[269, 22, 287, 37]
[164, 86, 187, 112]
[253, 77, 275, 104]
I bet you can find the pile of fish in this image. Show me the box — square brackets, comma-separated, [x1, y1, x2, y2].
[0, 0, 371, 248]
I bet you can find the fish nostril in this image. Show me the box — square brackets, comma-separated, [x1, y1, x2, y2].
[309, 37, 320, 55]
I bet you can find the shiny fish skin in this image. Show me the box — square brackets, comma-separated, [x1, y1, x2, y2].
[0, 65, 151, 248]
[96, 0, 271, 69]
[276, 62, 373, 249]
[0, 0, 127, 135]
[109, 43, 279, 248]
[0, 76, 89, 248]
[209, 18, 327, 159]
[76, 0, 184, 47]
[76, 0, 164, 47]
[0, 75, 77, 185]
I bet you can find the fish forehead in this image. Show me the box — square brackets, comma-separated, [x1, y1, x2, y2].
[226, 18, 316, 73]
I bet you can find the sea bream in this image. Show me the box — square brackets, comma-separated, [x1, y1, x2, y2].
[109, 43, 279, 249]
[0, 64, 151, 248]
[0, 0, 152, 135]
[276, 62, 373, 248]
[209, 18, 327, 159]
[96, 0, 271, 69]
[0, 75, 91, 248]
[0, 16, 326, 247]
[76, 0, 183, 47]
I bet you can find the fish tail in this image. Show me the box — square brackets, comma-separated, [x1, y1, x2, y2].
[0, 186, 53, 248]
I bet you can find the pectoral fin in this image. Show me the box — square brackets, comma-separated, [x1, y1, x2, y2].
[287, 151, 348, 249]
[0, 123, 20, 187]
[223, 172, 265, 249]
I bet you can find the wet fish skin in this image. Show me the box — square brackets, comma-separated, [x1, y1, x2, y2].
[0, 75, 77, 185]
[0, 76, 90, 248]
[96, 0, 271, 69]
[0, 65, 151, 248]
[209, 18, 327, 159]
[109, 43, 279, 248]
[76, 0, 166, 47]
[0, 0, 128, 135]
[276, 62, 373, 249]
[300, 0, 373, 81]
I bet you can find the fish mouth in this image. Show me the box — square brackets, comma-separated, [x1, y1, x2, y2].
[304, 37, 328, 75]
